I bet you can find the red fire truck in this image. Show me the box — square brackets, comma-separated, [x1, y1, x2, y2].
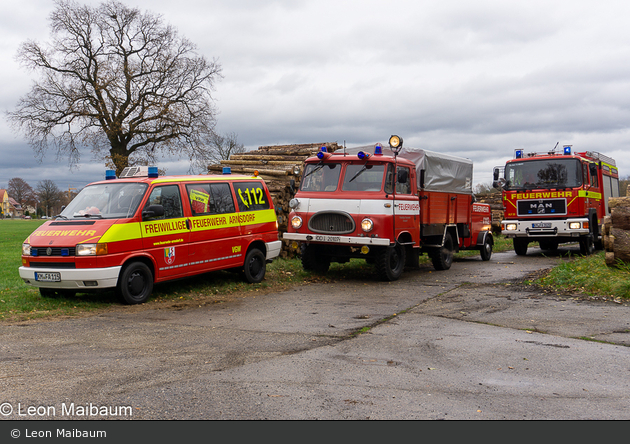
[493, 144, 620, 255]
[283, 136, 493, 281]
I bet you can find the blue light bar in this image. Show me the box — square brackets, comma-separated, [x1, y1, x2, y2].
[105, 170, 116, 180]
[374, 144, 383, 155]
[563, 145, 572, 155]
[515, 150, 523, 159]
[222, 166, 231, 174]
[148, 166, 159, 178]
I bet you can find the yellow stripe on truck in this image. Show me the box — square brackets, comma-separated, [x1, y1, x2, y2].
[99, 223, 142, 243]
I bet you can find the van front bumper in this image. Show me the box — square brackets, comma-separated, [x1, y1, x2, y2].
[19, 266, 122, 290]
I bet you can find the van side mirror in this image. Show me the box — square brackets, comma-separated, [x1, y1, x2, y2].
[493, 168, 500, 181]
[142, 205, 165, 220]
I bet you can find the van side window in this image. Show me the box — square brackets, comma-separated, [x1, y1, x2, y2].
[145, 185, 183, 219]
[186, 183, 235, 215]
[232, 182, 271, 212]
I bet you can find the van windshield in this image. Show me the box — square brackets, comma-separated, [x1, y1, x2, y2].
[59, 183, 148, 219]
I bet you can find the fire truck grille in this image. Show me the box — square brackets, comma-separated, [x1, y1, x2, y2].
[31, 247, 77, 257]
[308, 212, 355, 234]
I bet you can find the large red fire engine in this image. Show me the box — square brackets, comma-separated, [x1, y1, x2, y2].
[493, 144, 620, 255]
[283, 136, 493, 281]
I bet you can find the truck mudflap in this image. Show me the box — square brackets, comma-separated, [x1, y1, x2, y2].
[282, 232, 390, 246]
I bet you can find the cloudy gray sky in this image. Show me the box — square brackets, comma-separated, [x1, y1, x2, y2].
[1, 0, 629, 193]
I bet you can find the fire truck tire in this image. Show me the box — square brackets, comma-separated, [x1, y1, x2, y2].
[579, 234, 595, 256]
[376, 243, 406, 281]
[431, 233, 454, 271]
[117, 262, 154, 305]
[243, 248, 266, 283]
[480, 236, 493, 261]
[301, 245, 330, 274]
[513, 238, 528, 256]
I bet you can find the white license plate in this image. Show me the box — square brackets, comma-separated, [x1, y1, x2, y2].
[35, 272, 61, 282]
[532, 223, 552, 228]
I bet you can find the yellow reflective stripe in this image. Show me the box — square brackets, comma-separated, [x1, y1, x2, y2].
[190, 214, 240, 232]
[578, 190, 602, 200]
[190, 209, 277, 233]
[240, 209, 277, 225]
[141, 218, 189, 238]
[99, 223, 142, 243]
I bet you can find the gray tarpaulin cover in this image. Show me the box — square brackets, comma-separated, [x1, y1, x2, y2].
[341, 144, 473, 195]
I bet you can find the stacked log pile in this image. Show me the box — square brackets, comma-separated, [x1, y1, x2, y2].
[208, 142, 342, 257]
[603, 184, 630, 267]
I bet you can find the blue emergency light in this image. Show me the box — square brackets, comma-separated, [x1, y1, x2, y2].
[563, 145, 572, 155]
[222, 166, 231, 174]
[105, 170, 116, 180]
[357, 151, 371, 160]
[374, 144, 383, 155]
[515, 149, 524, 159]
[316, 146, 328, 159]
[148, 166, 159, 178]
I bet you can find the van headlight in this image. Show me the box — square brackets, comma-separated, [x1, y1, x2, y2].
[361, 218, 374, 232]
[22, 243, 31, 256]
[290, 216, 303, 229]
[76, 243, 108, 256]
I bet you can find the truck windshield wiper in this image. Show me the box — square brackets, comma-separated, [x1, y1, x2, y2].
[304, 162, 324, 178]
[349, 163, 369, 183]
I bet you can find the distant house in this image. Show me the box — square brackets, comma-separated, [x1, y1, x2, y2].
[0, 189, 9, 218]
[9, 197, 23, 218]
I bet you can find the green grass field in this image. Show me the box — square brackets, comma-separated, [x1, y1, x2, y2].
[1, 220, 627, 322]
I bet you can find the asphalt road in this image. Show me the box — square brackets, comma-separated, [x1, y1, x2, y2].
[1, 245, 629, 420]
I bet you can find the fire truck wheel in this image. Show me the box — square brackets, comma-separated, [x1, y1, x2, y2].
[513, 238, 528, 256]
[301, 245, 330, 274]
[431, 233, 454, 271]
[480, 236, 493, 261]
[376, 243, 406, 281]
[243, 248, 266, 283]
[579, 234, 595, 256]
[117, 262, 154, 305]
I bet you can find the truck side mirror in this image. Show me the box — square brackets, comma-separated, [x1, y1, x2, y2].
[142, 204, 165, 220]
[493, 168, 500, 181]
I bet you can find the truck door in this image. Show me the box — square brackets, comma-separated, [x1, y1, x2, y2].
[392, 165, 418, 240]
[140, 184, 190, 279]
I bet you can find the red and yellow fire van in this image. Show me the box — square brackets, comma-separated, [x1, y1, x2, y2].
[19, 166, 281, 304]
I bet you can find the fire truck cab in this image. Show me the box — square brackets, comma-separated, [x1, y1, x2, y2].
[493, 145, 620, 255]
[284, 136, 493, 281]
[19, 166, 282, 304]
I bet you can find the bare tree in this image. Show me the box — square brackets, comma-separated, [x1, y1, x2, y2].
[7, 178, 37, 210]
[7, 0, 222, 176]
[36, 179, 64, 217]
[208, 131, 247, 164]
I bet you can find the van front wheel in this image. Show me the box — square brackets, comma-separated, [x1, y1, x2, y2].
[243, 248, 266, 283]
[117, 262, 153, 305]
